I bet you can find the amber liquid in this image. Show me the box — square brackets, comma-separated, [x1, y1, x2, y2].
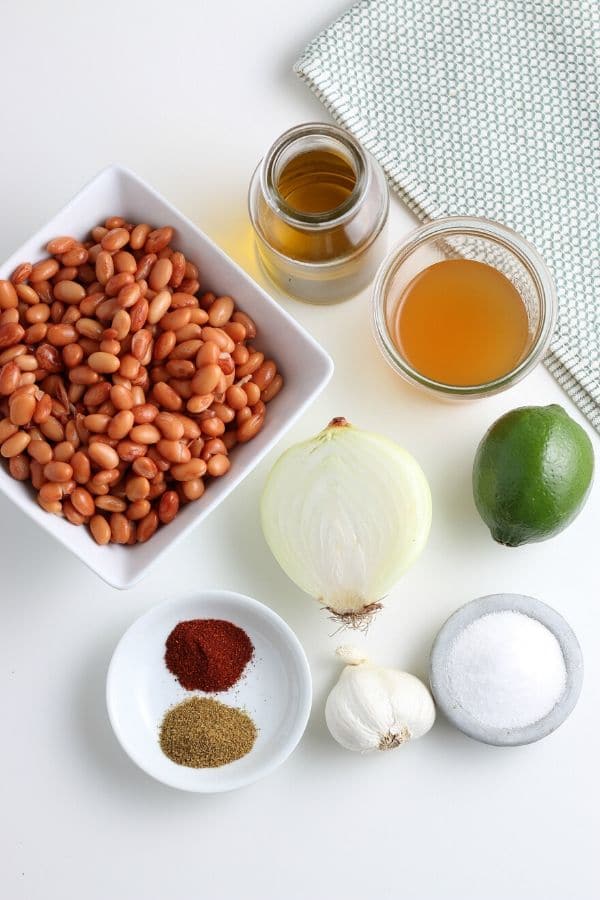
[276, 148, 357, 214]
[262, 148, 360, 264]
[393, 259, 530, 386]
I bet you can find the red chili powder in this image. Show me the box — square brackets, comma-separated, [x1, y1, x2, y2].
[165, 619, 254, 692]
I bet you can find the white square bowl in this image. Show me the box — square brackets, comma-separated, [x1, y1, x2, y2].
[0, 165, 333, 589]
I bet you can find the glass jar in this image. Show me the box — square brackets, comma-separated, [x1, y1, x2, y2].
[371, 217, 557, 399]
[248, 123, 389, 303]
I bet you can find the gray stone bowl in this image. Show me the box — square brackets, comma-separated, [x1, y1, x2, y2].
[429, 593, 583, 747]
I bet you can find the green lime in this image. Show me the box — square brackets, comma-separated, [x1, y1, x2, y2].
[473, 404, 594, 546]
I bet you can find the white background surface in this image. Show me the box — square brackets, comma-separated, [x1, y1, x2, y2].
[0, 2, 598, 898]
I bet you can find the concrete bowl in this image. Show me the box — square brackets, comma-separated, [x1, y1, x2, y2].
[429, 593, 583, 746]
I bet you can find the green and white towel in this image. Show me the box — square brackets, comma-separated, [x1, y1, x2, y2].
[295, 0, 600, 431]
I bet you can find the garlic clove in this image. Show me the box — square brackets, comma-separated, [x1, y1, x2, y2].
[325, 650, 436, 752]
[325, 669, 384, 752]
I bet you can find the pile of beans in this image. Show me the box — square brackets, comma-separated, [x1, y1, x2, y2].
[0, 218, 282, 545]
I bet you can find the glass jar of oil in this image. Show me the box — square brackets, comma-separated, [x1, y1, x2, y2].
[248, 123, 389, 303]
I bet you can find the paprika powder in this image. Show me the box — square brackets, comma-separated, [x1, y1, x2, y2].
[165, 618, 254, 691]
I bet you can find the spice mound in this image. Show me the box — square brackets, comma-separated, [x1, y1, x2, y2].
[165, 618, 254, 691]
[159, 697, 257, 768]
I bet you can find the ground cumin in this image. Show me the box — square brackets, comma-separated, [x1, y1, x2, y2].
[159, 697, 257, 768]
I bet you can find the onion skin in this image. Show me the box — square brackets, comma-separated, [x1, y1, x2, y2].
[260, 418, 432, 626]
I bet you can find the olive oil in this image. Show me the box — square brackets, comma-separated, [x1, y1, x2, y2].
[264, 147, 360, 263]
[276, 148, 357, 215]
[249, 123, 389, 301]
[393, 259, 531, 386]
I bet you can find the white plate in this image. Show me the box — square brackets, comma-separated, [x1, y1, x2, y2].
[0, 164, 333, 589]
[106, 590, 312, 791]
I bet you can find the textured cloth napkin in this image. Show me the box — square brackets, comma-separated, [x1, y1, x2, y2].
[295, 0, 600, 430]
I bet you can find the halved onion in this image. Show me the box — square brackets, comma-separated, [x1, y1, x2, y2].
[261, 418, 432, 626]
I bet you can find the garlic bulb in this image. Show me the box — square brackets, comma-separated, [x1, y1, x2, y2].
[260, 418, 432, 627]
[325, 646, 436, 751]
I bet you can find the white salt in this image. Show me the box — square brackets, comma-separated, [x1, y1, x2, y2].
[447, 611, 567, 729]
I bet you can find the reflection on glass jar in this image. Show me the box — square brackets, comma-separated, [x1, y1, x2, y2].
[249, 123, 389, 303]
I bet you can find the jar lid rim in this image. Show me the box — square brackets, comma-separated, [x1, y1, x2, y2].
[259, 122, 370, 230]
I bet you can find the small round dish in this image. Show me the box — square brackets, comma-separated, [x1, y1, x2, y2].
[429, 593, 583, 746]
[107, 590, 312, 791]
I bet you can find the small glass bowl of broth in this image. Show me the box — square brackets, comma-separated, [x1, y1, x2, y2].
[371, 217, 557, 398]
[249, 123, 389, 303]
